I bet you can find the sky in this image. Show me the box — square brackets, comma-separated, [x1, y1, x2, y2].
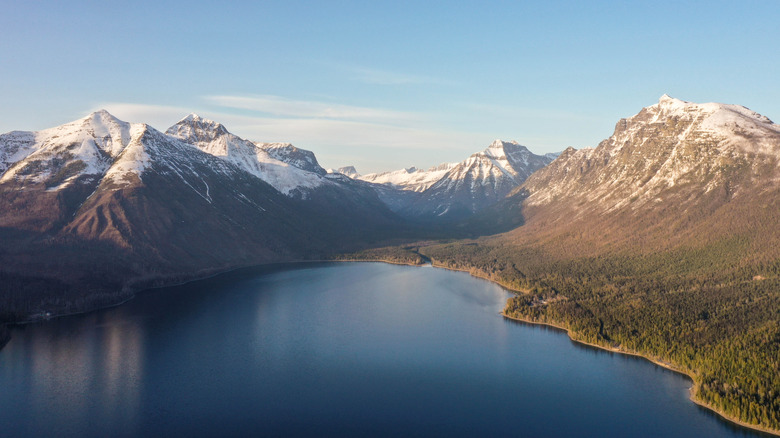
[1, 0, 779, 174]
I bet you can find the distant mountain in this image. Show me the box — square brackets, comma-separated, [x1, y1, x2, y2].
[360, 162, 457, 192]
[326, 166, 360, 178]
[0, 111, 412, 321]
[356, 140, 555, 220]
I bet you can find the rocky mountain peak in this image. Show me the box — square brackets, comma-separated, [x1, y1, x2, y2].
[84, 109, 125, 125]
[327, 166, 360, 178]
[523, 96, 780, 213]
[258, 142, 326, 176]
[166, 114, 229, 145]
[485, 138, 523, 151]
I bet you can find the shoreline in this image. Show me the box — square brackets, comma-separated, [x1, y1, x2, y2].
[500, 312, 780, 437]
[2, 257, 778, 436]
[1, 258, 408, 332]
[0, 259, 397, 332]
[420, 259, 780, 437]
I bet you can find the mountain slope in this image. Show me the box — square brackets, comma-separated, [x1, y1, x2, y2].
[513, 94, 780, 253]
[0, 111, 413, 322]
[421, 95, 780, 433]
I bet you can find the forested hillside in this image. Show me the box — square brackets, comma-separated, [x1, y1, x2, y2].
[414, 96, 780, 434]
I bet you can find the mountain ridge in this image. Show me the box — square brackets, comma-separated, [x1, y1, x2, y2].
[0, 110, 417, 323]
[354, 139, 555, 220]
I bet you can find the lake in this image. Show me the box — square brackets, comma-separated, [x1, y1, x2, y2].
[0, 262, 770, 437]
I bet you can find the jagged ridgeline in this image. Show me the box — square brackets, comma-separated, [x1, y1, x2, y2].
[0, 112, 416, 321]
[0, 111, 555, 322]
[421, 95, 780, 433]
[352, 139, 556, 220]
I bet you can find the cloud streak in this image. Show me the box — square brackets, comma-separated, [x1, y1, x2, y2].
[205, 94, 422, 126]
[90, 99, 488, 174]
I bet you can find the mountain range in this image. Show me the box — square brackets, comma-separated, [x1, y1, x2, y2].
[2, 94, 780, 432]
[0, 111, 406, 321]
[343, 140, 556, 220]
[0, 111, 550, 321]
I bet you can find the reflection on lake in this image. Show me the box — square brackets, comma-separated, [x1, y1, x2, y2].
[0, 263, 769, 437]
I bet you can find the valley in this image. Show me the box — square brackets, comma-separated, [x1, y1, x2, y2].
[1, 95, 779, 434]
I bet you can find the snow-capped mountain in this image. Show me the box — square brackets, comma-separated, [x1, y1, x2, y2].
[0, 110, 150, 191]
[259, 142, 327, 176]
[327, 166, 360, 178]
[522, 95, 780, 214]
[356, 140, 556, 220]
[165, 114, 328, 196]
[486, 94, 780, 256]
[417, 140, 555, 216]
[0, 111, 415, 320]
[359, 162, 458, 192]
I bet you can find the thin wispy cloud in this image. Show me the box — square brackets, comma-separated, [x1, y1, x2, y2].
[90, 100, 487, 174]
[205, 95, 422, 125]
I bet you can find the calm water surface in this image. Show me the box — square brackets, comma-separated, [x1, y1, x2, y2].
[0, 263, 770, 437]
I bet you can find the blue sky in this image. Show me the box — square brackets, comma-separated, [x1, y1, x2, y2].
[2, 0, 779, 173]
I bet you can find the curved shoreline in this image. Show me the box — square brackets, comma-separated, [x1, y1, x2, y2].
[500, 312, 780, 437]
[419, 259, 780, 437]
[2, 257, 778, 436]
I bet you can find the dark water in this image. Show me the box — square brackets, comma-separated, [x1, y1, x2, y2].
[0, 263, 770, 437]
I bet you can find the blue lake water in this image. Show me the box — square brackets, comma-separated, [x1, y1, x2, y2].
[0, 262, 770, 437]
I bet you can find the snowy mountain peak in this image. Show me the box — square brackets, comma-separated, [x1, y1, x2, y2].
[167, 114, 229, 144]
[180, 113, 204, 122]
[356, 138, 554, 218]
[85, 109, 123, 124]
[164, 118, 329, 195]
[178, 113, 223, 125]
[490, 139, 507, 148]
[488, 139, 520, 149]
[619, 95, 780, 157]
[524, 96, 780, 211]
[257, 142, 326, 176]
[0, 112, 151, 190]
[327, 166, 360, 178]
[482, 139, 529, 159]
[358, 164, 454, 192]
[648, 95, 773, 126]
